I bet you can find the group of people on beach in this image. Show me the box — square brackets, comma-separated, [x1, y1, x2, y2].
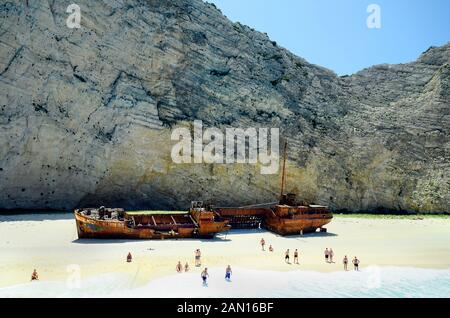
[325, 248, 360, 271]
[172, 249, 233, 285]
[176, 261, 190, 273]
[261, 238, 300, 264]
[260, 238, 274, 252]
[259, 239, 362, 271]
[284, 249, 300, 264]
[200, 265, 232, 286]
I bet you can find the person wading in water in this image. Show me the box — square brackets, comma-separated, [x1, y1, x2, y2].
[225, 265, 232, 281]
[201, 268, 209, 286]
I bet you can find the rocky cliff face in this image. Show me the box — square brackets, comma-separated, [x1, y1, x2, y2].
[0, 0, 448, 212]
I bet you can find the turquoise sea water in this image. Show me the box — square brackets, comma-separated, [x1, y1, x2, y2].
[1, 267, 449, 298]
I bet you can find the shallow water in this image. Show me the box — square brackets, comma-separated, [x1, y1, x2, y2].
[1, 267, 449, 298]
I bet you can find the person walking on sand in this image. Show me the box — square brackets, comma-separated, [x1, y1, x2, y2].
[225, 265, 232, 281]
[353, 257, 360, 271]
[31, 269, 39, 281]
[201, 268, 209, 286]
[294, 249, 299, 264]
[260, 238, 266, 251]
[329, 248, 334, 263]
[285, 249, 290, 263]
[185, 262, 190, 272]
[176, 261, 183, 273]
[343, 255, 348, 271]
[324, 248, 329, 263]
[127, 252, 132, 263]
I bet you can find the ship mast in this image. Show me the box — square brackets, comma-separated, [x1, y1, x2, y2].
[280, 140, 288, 199]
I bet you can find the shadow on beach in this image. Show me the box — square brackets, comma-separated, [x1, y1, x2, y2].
[223, 228, 267, 236]
[272, 232, 338, 240]
[0, 212, 73, 222]
[214, 229, 338, 242]
[72, 238, 140, 244]
[72, 235, 233, 244]
[71, 229, 337, 244]
[222, 228, 338, 239]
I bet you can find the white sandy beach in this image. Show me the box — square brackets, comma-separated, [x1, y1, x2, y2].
[0, 213, 449, 297]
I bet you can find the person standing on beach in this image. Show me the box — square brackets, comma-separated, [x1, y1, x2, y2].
[343, 255, 348, 271]
[127, 252, 132, 263]
[260, 238, 266, 251]
[201, 268, 209, 286]
[294, 249, 299, 264]
[225, 265, 232, 281]
[176, 261, 183, 273]
[353, 257, 360, 271]
[195, 249, 201, 267]
[329, 248, 334, 263]
[31, 269, 39, 281]
[185, 262, 190, 272]
[269, 245, 274, 252]
[324, 248, 329, 263]
[285, 249, 290, 263]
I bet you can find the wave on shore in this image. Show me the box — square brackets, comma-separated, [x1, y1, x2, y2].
[1, 267, 449, 298]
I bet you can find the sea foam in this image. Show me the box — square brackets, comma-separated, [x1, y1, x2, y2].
[1, 267, 449, 298]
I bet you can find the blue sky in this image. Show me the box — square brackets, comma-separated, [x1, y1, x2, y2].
[206, 0, 450, 75]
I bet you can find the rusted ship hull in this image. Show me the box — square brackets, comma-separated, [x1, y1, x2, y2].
[75, 209, 230, 240]
[213, 205, 333, 236]
[264, 214, 333, 235]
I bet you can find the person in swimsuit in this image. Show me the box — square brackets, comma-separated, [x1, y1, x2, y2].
[225, 265, 232, 281]
[294, 249, 299, 264]
[324, 248, 329, 263]
[343, 255, 348, 271]
[269, 245, 274, 252]
[185, 262, 190, 272]
[329, 248, 334, 263]
[31, 269, 39, 281]
[260, 238, 266, 251]
[353, 257, 360, 271]
[195, 249, 201, 267]
[176, 261, 183, 273]
[127, 252, 132, 263]
[201, 268, 209, 286]
[285, 249, 290, 263]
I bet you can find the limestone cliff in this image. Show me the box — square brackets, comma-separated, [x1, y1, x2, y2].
[0, 0, 448, 212]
